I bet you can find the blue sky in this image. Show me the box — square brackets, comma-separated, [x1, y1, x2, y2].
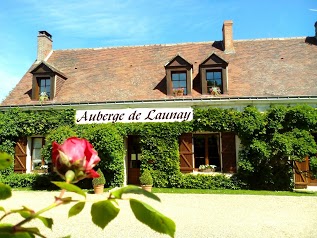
[0, 0, 316, 102]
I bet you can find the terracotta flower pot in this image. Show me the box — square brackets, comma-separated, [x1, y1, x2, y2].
[141, 185, 152, 192]
[93, 184, 104, 194]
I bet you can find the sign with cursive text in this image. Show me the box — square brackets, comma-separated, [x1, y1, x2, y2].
[75, 108, 193, 124]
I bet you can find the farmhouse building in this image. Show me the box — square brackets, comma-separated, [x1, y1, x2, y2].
[1, 20, 317, 187]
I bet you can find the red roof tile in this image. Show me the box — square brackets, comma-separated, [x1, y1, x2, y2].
[2, 36, 317, 106]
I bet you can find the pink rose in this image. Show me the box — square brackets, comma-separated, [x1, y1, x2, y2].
[52, 137, 101, 183]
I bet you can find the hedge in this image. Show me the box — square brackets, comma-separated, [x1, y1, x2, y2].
[1, 104, 317, 190]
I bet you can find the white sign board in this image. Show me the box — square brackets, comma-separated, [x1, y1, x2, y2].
[75, 108, 193, 124]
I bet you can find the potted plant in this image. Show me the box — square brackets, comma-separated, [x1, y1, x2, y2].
[139, 169, 153, 192]
[173, 88, 184, 96]
[92, 168, 106, 194]
[199, 164, 217, 172]
[209, 87, 221, 96]
[39, 92, 49, 102]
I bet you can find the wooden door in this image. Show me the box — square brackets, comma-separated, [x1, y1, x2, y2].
[221, 132, 236, 173]
[293, 156, 317, 187]
[127, 136, 141, 185]
[293, 158, 309, 189]
[179, 133, 194, 173]
[14, 137, 27, 173]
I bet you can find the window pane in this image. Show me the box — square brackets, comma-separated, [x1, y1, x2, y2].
[33, 138, 43, 149]
[206, 72, 213, 80]
[172, 81, 179, 88]
[206, 71, 223, 93]
[214, 79, 222, 87]
[214, 72, 221, 79]
[172, 72, 187, 94]
[193, 134, 220, 170]
[32, 137, 45, 168]
[208, 135, 220, 167]
[207, 80, 214, 86]
[179, 81, 186, 88]
[172, 74, 179, 81]
[39, 78, 51, 98]
[179, 73, 186, 81]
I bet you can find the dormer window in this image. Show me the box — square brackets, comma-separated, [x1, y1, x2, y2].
[200, 53, 228, 95]
[165, 55, 192, 96]
[30, 61, 67, 101]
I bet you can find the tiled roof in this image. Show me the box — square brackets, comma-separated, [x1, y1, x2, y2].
[2, 36, 317, 106]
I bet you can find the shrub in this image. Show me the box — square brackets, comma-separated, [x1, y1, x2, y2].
[92, 168, 106, 186]
[139, 169, 153, 185]
[180, 174, 240, 190]
[0, 173, 39, 188]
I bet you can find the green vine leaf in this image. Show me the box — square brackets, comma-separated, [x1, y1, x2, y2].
[110, 185, 160, 202]
[36, 216, 53, 229]
[0, 206, 5, 213]
[69, 202, 85, 218]
[0, 224, 34, 237]
[52, 182, 86, 198]
[129, 199, 176, 238]
[11, 207, 33, 219]
[91, 200, 120, 229]
[0, 183, 12, 200]
[0, 152, 13, 170]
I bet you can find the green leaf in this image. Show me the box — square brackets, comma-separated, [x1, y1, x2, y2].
[130, 199, 176, 238]
[0, 224, 34, 237]
[0, 152, 13, 170]
[69, 202, 85, 218]
[52, 182, 86, 198]
[0, 183, 11, 200]
[0, 206, 5, 212]
[91, 200, 120, 229]
[110, 185, 160, 202]
[36, 216, 53, 229]
[11, 207, 33, 219]
[19, 211, 32, 219]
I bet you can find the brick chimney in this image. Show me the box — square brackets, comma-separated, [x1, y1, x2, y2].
[222, 20, 235, 54]
[37, 31, 52, 61]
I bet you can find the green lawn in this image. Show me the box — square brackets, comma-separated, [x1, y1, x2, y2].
[151, 188, 317, 196]
[12, 187, 317, 196]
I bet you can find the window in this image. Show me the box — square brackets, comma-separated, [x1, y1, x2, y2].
[178, 132, 236, 173]
[31, 137, 46, 169]
[193, 134, 220, 170]
[199, 53, 228, 95]
[165, 55, 192, 96]
[31, 61, 67, 101]
[206, 70, 223, 94]
[172, 72, 187, 95]
[38, 77, 51, 99]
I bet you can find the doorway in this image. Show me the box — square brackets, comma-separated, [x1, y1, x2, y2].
[193, 134, 220, 170]
[127, 135, 141, 184]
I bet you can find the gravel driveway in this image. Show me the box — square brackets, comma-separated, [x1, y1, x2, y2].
[1, 191, 317, 238]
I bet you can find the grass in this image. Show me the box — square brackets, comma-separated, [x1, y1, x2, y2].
[11, 187, 317, 196]
[151, 187, 317, 196]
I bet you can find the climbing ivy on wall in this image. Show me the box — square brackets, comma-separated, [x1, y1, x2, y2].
[1, 104, 317, 190]
[236, 105, 317, 190]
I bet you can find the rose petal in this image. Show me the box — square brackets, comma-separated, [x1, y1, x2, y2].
[88, 169, 100, 178]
